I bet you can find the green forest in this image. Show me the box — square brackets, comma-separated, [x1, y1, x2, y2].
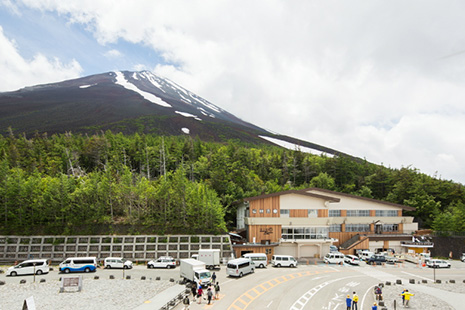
[0, 131, 464, 235]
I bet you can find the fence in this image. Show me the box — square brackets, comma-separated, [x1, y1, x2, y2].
[0, 235, 233, 263]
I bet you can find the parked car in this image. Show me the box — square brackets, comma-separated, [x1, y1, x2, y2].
[104, 257, 133, 269]
[460, 253, 465, 262]
[6, 259, 50, 276]
[147, 256, 176, 269]
[59, 257, 98, 273]
[358, 250, 375, 262]
[271, 255, 298, 267]
[367, 254, 387, 265]
[343, 255, 360, 266]
[324, 252, 345, 264]
[329, 245, 338, 253]
[426, 259, 451, 268]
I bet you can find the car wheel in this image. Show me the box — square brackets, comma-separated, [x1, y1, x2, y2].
[166, 265, 171, 269]
[251, 268, 255, 273]
[259, 264, 264, 268]
[106, 265, 111, 269]
[239, 272, 243, 277]
[11, 271, 17, 276]
[277, 264, 281, 268]
[36, 270, 43, 275]
[290, 264, 294, 268]
[84, 267, 91, 273]
[123, 265, 128, 269]
[64, 268, 70, 274]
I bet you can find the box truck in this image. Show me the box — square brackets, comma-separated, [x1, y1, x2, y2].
[180, 259, 212, 287]
[194, 249, 221, 269]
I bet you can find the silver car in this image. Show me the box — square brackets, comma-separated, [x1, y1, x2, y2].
[344, 255, 360, 265]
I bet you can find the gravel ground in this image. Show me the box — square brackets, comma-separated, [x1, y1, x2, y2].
[368, 279, 465, 310]
[0, 278, 175, 310]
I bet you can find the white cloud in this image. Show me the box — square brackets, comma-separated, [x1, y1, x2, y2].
[0, 26, 82, 91]
[6, 1, 465, 183]
[103, 49, 122, 58]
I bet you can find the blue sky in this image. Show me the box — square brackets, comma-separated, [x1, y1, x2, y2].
[1, 1, 465, 185]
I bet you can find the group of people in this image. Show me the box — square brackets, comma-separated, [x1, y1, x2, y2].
[345, 292, 359, 310]
[183, 272, 220, 309]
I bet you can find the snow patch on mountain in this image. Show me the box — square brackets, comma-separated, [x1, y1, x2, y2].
[139, 71, 165, 92]
[181, 128, 190, 134]
[175, 111, 202, 121]
[79, 84, 96, 89]
[259, 136, 333, 157]
[114, 71, 171, 108]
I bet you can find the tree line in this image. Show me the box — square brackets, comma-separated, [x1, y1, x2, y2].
[0, 131, 463, 235]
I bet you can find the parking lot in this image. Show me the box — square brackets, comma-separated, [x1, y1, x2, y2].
[1, 259, 465, 309]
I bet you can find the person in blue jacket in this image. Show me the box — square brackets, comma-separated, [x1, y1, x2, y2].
[372, 302, 377, 310]
[346, 294, 352, 310]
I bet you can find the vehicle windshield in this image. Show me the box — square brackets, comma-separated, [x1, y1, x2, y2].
[199, 272, 211, 279]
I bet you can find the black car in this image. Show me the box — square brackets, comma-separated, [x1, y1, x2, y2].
[367, 255, 387, 265]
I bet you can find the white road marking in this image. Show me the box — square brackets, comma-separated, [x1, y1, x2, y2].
[360, 284, 376, 310]
[289, 275, 363, 310]
[266, 300, 273, 308]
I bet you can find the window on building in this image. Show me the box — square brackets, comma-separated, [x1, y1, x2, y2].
[252, 209, 257, 214]
[308, 209, 318, 218]
[345, 224, 370, 232]
[281, 227, 329, 240]
[382, 224, 399, 232]
[346, 210, 370, 217]
[259, 209, 264, 213]
[375, 210, 398, 217]
[329, 210, 341, 217]
[329, 224, 342, 232]
[280, 209, 290, 218]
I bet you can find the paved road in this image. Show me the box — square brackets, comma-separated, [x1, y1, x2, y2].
[173, 260, 465, 310]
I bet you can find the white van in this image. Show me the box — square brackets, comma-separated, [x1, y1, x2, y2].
[358, 250, 374, 261]
[243, 253, 268, 268]
[6, 259, 49, 276]
[226, 258, 255, 277]
[104, 257, 133, 269]
[324, 252, 345, 264]
[59, 257, 98, 273]
[271, 255, 298, 268]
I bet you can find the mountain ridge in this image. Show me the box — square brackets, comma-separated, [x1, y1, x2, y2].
[0, 70, 348, 158]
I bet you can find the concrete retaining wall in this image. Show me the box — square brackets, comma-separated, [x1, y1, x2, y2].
[0, 235, 233, 263]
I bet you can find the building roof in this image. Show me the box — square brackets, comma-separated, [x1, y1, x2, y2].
[237, 189, 340, 204]
[237, 187, 416, 211]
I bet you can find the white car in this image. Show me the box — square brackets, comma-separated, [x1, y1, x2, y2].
[426, 259, 451, 268]
[344, 255, 360, 265]
[7, 259, 50, 276]
[147, 256, 176, 269]
[104, 257, 133, 269]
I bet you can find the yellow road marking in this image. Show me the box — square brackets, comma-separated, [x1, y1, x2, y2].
[227, 269, 340, 310]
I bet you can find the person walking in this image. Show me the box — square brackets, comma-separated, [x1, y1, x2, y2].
[214, 282, 220, 300]
[212, 271, 217, 284]
[345, 294, 352, 310]
[352, 292, 359, 310]
[401, 289, 406, 305]
[401, 289, 414, 308]
[207, 287, 213, 305]
[375, 286, 382, 301]
[197, 286, 203, 304]
[182, 295, 190, 310]
[191, 285, 197, 302]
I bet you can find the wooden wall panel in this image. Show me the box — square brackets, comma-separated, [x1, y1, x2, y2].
[318, 209, 328, 217]
[250, 197, 280, 217]
[370, 210, 376, 216]
[340, 210, 347, 217]
[290, 209, 307, 217]
[248, 225, 281, 243]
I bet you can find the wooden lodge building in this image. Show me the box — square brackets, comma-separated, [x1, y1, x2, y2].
[233, 188, 423, 261]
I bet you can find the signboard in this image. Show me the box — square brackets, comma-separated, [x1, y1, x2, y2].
[60, 276, 82, 293]
[22, 296, 36, 310]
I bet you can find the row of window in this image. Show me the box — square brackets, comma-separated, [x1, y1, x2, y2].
[251, 209, 398, 217]
[282, 224, 399, 238]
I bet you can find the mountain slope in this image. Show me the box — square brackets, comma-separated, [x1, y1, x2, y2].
[0, 71, 346, 157]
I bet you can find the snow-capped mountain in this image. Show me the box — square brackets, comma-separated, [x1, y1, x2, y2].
[0, 71, 343, 157]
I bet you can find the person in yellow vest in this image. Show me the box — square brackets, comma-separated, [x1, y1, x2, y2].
[401, 289, 415, 308]
[352, 292, 359, 310]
